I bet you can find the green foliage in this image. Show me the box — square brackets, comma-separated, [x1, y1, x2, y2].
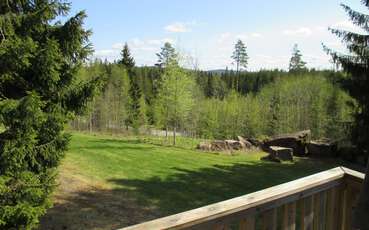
[324, 2, 369, 227]
[71, 61, 353, 144]
[155, 62, 195, 145]
[119, 43, 135, 69]
[156, 42, 177, 68]
[0, 1, 98, 228]
[194, 74, 352, 140]
[289, 44, 307, 72]
[324, 2, 369, 154]
[231, 39, 249, 72]
[127, 73, 145, 134]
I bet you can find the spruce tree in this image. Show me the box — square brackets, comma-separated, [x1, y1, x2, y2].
[118, 43, 143, 133]
[289, 44, 307, 72]
[324, 1, 369, 228]
[119, 43, 135, 69]
[0, 1, 98, 228]
[127, 73, 143, 134]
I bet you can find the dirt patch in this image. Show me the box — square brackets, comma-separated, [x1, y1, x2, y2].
[39, 167, 158, 230]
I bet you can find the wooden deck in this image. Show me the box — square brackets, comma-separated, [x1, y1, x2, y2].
[119, 167, 364, 230]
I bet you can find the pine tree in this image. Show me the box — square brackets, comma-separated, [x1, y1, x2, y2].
[231, 40, 249, 73]
[0, 1, 98, 228]
[231, 40, 248, 90]
[324, 1, 369, 228]
[156, 42, 177, 68]
[289, 44, 307, 72]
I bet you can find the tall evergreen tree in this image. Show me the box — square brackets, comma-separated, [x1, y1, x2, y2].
[231, 39, 248, 90]
[231, 39, 249, 73]
[118, 43, 144, 133]
[289, 44, 307, 72]
[156, 42, 177, 68]
[127, 73, 144, 134]
[324, 1, 369, 228]
[0, 1, 98, 228]
[119, 43, 135, 69]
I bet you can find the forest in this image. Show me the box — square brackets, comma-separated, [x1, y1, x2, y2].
[71, 43, 354, 143]
[1, 0, 369, 229]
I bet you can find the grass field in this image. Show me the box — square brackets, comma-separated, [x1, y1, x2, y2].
[39, 133, 339, 230]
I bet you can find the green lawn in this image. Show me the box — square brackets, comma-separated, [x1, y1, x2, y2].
[40, 132, 339, 230]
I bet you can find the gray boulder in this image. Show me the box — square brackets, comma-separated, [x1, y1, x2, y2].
[197, 142, 211, 151]
[307, 139, 337, 157]
[262, 146, 294, 162]
[237, 136, 253, 148]
[225, 140, 244, 150]
[210, 140, 230, 151]
[263, 130, 311, 156]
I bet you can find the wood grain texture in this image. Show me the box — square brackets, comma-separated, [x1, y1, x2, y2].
[120, 167, 364, 230]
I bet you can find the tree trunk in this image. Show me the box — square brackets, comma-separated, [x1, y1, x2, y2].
[165, 126, 168, 141]
[353, 159, 369, 230]
[89, 113, 92, 133]
[173, 125, 176, 146]
[236, 61, 239, 91]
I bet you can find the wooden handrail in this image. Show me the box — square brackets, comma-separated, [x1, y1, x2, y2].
[120, 167, 364, 230]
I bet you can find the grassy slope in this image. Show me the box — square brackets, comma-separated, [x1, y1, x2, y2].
[41, 133, 339, 229]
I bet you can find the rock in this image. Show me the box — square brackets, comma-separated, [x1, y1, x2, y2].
[197, 142, 211, 151]
[247, 138, 262, 147]
[263, 130, 311, 156]
[225, 140, 244, 150]
[307, 139, 337, 157]
[210, 140, 230, 151]
[237, 136, 253, 148]
[262, 146, 294, 162]
[269, 146, 294, 161]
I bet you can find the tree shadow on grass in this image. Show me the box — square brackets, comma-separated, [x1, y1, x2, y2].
[39, 158, 337, 230]
[73, 138, 156, 152]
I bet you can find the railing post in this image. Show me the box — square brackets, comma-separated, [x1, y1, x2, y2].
[344, 183, 354, 230]
[313, 193, 321, 229]
[300, 196, 313, 230]
[240, 215, 255, 230]
[326, 188, 336, 230]
[282, 202, 296, 230]
[261, 208, 277, 230]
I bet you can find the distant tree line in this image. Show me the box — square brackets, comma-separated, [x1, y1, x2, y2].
[70, 43, 353, 144]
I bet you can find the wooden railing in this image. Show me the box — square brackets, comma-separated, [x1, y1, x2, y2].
[120, 167, 364, 230]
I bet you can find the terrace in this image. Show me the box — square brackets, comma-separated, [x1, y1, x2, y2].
[121, 167, 364, 230]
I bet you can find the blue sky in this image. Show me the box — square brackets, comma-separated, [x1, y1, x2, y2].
[67, 0, 366, 70]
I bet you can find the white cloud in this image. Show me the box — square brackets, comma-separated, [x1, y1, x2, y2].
[164, 22, 190, 33]
[330, 20, 364, 33]
[94, 49, 116, 56]
[283, 27, 313, 36]
[217, 32, 232, 44]
[315, 26, 326, 31]
[235, 34, 248, 40]
[250, 33, 262, 38]
[94, 37, 175, 65]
